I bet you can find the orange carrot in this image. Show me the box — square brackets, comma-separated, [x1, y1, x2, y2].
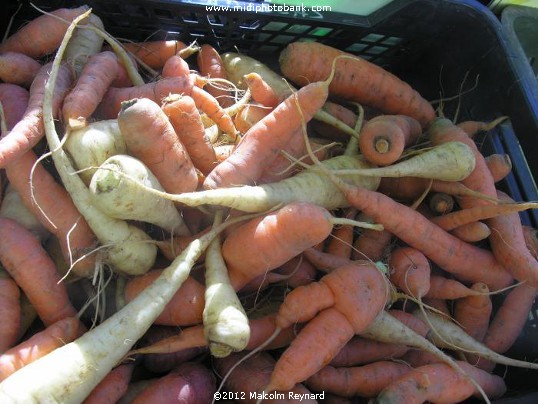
[62, 51, 123, 128]
[388, 246, 431, 299]
[197, 44, 233, 107]
[456, 116, 507, 137]
[214, 351, 317, 404]
[120, 40, 189, 69]
[234, 103, 272, 133]
[0, 52, 42, 88]
[454, 282, 492, 365]
[95, 75, 195, 119]
[191, 85, 238, 139]
[303, 247, 353, 273]
[325, 174, 512, 290]
[84, 363, 134, 404]
[0, 84, 29, 135]
[487, 191, 538, 288]
[324, 208, 357, 259]
[450, 221, 491, 242]
[161, 54, 190, 78]
[124, 271, 205, 326]
[312, 101, 359, 142]
[0, 6, 90, 58]
[243, 72, 281, 108]
[486, 153, 512, 182]
[0, 275, 21, 353]
[5, 149, 98, 277]
[329, 336, 409, 367]
[203, 73, 331, 189]
[306, 361, 411, 398]
[359, 115, 422, 166]
[428, 192, 455, 214]
[279, 42, 436, 127]
[0, 62, 73, 168]
[162, 94, 218, 176]
[131, 362, 216, 403]
[0, 218, 79, 326]
[351, 227, 393, 261]
[117, 97, 199, 194]
[375, 361, 506, 403]
[222, 203, 335, 291]
[424, 274, 484, 300]
[0, 316, 83, 381]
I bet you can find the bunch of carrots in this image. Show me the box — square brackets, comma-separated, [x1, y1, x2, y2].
[0, 4, 537, 403]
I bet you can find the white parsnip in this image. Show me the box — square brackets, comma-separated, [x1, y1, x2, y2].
[203, 211, 250, 357]
[89, 154, 190, 236]
[65, 119, 127, 185]
[41, 9, 156, 276]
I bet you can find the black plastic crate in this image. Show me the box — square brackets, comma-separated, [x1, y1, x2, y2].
[4, 0, 538, 400]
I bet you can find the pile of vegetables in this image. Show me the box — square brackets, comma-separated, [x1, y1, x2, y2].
[0, 4, 537, 403]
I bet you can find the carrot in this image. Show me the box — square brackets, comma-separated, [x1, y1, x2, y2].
[161, 54, 190, 78]
[197, 44, 234, 107]
[0, 62, 73, 168]
[0, 84, 29, 133]
[0, 52, 41, 88]
[488, 191, 538, 288]
[428, 192, 455, 214]
[62, 51, 124, 129]
[450, 221, 491, 242]
[139, 326, 206, 374]
[486, 153, 512, 182]
[161, 94, 219, 176]
[120, 40, 189, 69]
[306, 361, 411, 398]
[324, 208, 357, 259]
[424, 274, 484, 300]
[329, 336, 409, 367]
[234, 103, 272, 133]
[94, 75, 195, 119]
[203, 70, 332, 189]
[243, 72, 281, 108]
[0, 217, 79, 326]
[191, 85, 239, 140]
[214, 351, 317, 404]
[303, 247, 353, 273]
[351, 226, 393, 261]
[222, 202, 338, 291]
[83, 363, 134, 404]
[374, 360, 507, 403]
[321, 173, 512, 290]
[124, 272, 205, 326]
[279, 42, 436, 127]
[359, 115, 422, 166]
[5, 149, 98, 277]
[0, 6, 90, 58]
[388, 246, 431, 299]
[0, 317, 83, 382]
[117, 97, 199, 194]
[0, 274, 21, 353]
[456, 116, 507, 137]
[131, 362, 216, 403]
[482, 282, 537, 362]
[453, 282, 493, 365]
[312, 101, 359, 142]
